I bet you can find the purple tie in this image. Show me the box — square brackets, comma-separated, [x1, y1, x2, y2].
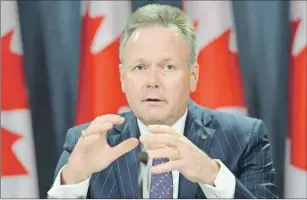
[150, 158, 173, 198]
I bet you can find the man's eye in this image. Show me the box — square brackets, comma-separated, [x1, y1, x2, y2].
[164, 65, 175, 71]
[134, 65, 145, 71]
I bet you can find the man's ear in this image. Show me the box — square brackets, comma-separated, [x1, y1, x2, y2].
[119, 63, 125, 93]
[190, 63, 199, 92]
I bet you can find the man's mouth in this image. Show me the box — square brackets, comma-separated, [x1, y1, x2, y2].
[143, 98, 165, 102]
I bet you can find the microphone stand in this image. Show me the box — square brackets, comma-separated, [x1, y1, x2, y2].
[138, 151, 149, 199]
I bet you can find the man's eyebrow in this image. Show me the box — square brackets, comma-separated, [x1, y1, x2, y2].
[133, 58, 147, 64]
[130, 57, 173, 65]
[157, 57, 172, 65]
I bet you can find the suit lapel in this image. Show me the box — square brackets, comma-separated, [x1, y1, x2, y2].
[179, 100, 216, 198]
[108, 113, 142, 198]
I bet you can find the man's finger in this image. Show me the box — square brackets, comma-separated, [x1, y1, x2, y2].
[148, 125, 181, 136]
[97, 114, 125, 124]
[139, 134, 179, 147]
[147, 147, 179, 160]
[112, 138, 139, 158]
[151, 160, 181, 174]
[86, 115, 125, 135]
[83, 122, 113, 137]
[145, 143, 167, 150]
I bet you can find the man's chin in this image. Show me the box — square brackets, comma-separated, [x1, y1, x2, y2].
[139, 115, 168, 126]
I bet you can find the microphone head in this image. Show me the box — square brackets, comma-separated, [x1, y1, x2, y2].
[137, 151, 148, 165]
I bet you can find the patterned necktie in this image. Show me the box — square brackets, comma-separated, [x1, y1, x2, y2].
[150, 158, 173, 198]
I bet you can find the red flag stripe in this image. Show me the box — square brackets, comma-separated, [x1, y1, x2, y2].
[76, 3, 129, 125]
[191, 29, 245, 109]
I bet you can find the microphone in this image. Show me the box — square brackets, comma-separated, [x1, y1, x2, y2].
[137, 151, 149, 198]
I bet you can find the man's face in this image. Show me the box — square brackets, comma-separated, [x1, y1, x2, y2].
[120, 25, 199, 126]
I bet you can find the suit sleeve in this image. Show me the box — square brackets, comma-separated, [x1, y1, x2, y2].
[47, 126, 90, 198]
[234, 119, 278, 198]
[53, 127, 77, 180]
[47, 164, 90, 198]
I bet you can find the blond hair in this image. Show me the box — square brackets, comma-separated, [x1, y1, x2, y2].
[119, 4, 197, 66]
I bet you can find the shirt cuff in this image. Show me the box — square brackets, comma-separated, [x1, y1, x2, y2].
[198, 159, 236, 198]
[47, 165, 91, 198]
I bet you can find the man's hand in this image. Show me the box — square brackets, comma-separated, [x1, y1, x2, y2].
[139, 125, 220, 185]
[61, 114, 139, 185]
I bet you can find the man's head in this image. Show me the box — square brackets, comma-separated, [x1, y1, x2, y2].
[119, 4, 199, 126]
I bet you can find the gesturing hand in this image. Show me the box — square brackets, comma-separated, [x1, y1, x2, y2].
[139, 125, 220, 185]
[62, 114, 139, 184]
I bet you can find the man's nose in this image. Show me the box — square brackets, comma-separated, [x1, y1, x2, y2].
[146, 67, 161, 88]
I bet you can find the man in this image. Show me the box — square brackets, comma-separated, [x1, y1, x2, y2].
[47, 4, 278, 198]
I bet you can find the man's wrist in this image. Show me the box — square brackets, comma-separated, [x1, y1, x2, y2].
[208, 159, 221, 186]
[61, 164, 90, 185]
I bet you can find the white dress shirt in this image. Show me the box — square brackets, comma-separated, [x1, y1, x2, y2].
[47, 110, 236, 198]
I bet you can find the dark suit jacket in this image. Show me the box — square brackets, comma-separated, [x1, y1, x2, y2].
[54, 100, 278, 198]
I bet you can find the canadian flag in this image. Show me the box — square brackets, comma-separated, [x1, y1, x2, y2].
[76, 1, 132, 125]
[285, 1, 306, 198]
[183, 1, 247, 115]
[1, 1, 39, 198]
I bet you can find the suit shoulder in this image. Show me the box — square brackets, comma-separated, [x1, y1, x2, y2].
[215, 110, 261, 132]
[197, 107, 267, 152]
[195, 104, 263, 135]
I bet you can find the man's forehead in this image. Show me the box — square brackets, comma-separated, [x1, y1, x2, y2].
[123, 25, 190, 65]
[129, 25, 183, 43]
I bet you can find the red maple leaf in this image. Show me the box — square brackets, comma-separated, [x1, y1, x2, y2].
[191, 25, 246, 109]
[289, 19, 307, 171]
[1, 128, 28, 176]
[1, 30, 28, 176]
[1, 31, 28, 110]
[76, 9, 128, 125]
